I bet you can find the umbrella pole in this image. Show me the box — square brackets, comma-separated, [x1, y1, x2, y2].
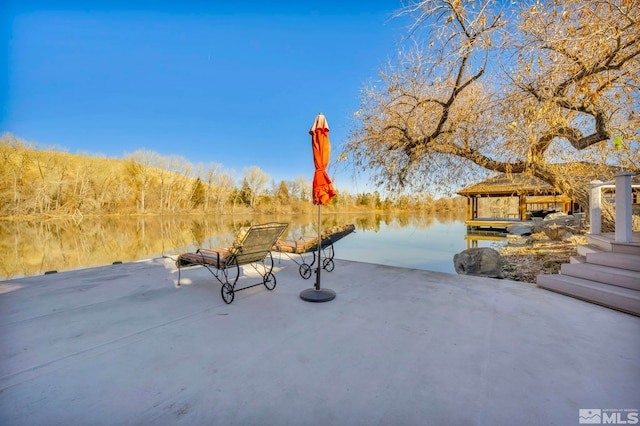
[299, 201, 336, 302]
[315, 204, 322, 290]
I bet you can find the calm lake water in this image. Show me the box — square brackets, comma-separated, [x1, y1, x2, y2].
[0, 212, 505, 280]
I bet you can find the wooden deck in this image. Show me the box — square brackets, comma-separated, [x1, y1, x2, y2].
[464, 232, 507, 249]
[465, 218, 530, 231]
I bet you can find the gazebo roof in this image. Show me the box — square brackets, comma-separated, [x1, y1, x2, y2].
[456, 173, 557, 196]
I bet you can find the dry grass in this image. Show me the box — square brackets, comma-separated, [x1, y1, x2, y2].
[499, 233, 588, 283]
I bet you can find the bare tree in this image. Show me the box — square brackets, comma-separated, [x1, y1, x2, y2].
[212, 171, 235, 212]
[164, 155, 194, 212]
[242, 166, 271, 208]
[198, 162, 222, 211]
[88, 162, 119, 213]
[291, 175, 311, 201]
[0, 134, 30, 215]
[125, 149, 156, 213]
[341, 0, 640, 215]
[70, 161, 92, 212]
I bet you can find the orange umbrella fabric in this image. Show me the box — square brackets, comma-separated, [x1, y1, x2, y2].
[310, 113, 336, 206]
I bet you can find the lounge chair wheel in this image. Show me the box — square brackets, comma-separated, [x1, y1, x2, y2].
[263, 272, 276, 290]
[221, 283, 234, 304]
[323, 258, 334, 272]
[299, 264, 312, 279]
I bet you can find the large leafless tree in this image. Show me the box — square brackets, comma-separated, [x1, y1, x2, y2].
[341, 0, 639, 212]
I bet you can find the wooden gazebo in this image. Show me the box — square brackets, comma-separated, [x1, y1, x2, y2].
[457, 174, 575, 222]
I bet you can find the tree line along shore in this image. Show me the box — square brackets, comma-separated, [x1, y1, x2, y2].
[0, 134, 465, 220]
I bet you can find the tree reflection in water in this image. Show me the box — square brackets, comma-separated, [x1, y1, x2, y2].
[0, 211, 474, 280]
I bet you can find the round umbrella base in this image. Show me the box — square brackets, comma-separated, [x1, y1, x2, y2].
[300, 288, 336, 303]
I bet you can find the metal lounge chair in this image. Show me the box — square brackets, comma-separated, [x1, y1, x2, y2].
[272, 223, 355, 279]
[175, 222, 288, 304]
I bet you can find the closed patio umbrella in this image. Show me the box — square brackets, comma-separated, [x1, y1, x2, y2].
[300, 113, 337, 303]
[311, 113, 336, 206]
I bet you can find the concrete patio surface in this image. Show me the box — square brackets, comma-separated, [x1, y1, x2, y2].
[1, 256, 638, 425]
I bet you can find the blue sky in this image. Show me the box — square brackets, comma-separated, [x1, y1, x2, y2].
[1, 1, 410, 192]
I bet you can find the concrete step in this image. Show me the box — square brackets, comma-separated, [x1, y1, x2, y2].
[586, 235, 613, 252]
[610, 243, 640, 256]
[586, 234, 640, 256]
[537, 274, 640, 316]
[560, 263, 640, 291]
[577, 244, 604, 257]
[569, 255, 586, 264]
[586, 252, 640, 272]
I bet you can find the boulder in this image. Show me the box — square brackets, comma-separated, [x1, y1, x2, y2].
[507, 224, 533, 236]
[543, 211, 568, 221]
[543, 212, 575, 226]
[542, 223, 573, 240]
[453, 247, 503, 278]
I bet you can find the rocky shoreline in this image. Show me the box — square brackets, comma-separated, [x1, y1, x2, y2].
[499, 233, 587, 283]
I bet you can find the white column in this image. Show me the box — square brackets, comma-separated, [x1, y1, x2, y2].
[589, 180, 602, 235]
[615, 172, 634, 243]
